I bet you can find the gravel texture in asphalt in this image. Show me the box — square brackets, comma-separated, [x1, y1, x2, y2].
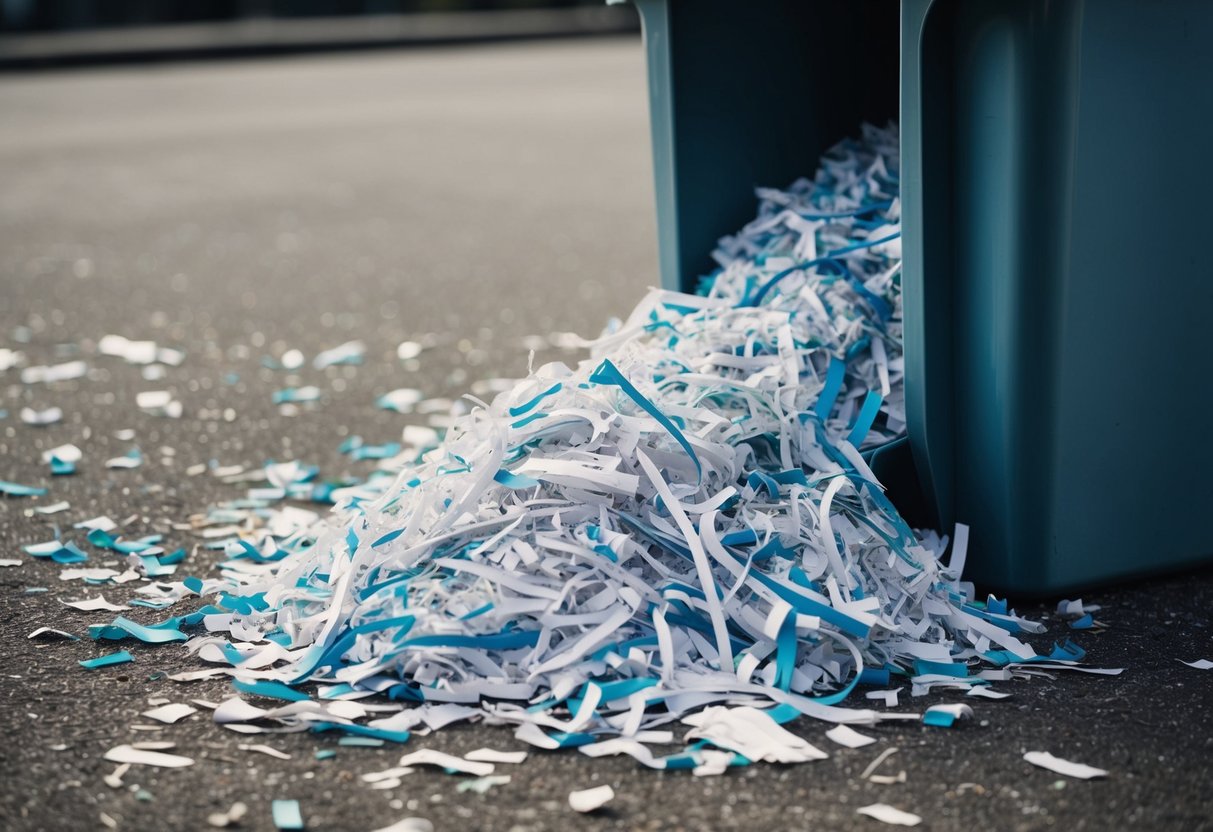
[1, 40, 1211, 832]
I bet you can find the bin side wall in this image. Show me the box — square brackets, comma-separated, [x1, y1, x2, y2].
[908, 0, 1213, 594]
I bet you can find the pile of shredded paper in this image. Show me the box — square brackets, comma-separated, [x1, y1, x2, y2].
[125, 123, 1097, 767]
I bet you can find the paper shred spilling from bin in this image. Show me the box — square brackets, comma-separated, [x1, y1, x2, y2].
[90, 125, 1096, 773]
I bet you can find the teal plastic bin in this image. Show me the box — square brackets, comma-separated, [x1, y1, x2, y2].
[628, 0, 1213, 595]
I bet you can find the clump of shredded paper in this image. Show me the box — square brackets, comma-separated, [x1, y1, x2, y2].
[137, 124, 1081, 762]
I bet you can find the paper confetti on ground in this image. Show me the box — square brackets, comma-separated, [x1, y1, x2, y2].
[206, 802, 248, 828]
[142, 703, 198, 724]
[104, 744, 194, 768]
[568, 785, 615, 813]
[1023, 751, 1108, 780]
[856, 803, 922, 826]
[825, 724, 877, 749]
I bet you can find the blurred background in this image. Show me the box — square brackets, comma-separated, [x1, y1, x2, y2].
[2, 0, 621, 32]
[0, 0, 639, 66]
[0, 2, 655, 497]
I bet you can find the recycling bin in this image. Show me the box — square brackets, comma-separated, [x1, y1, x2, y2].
[627, 0, 1213, 594]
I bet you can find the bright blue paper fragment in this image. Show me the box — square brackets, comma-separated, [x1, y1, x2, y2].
[80, 651, 134, 669]
[0, 481, 48, 497]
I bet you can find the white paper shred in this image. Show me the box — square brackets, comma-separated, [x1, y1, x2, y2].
[136, 390, 183, 418]
[1179, 659, 1213, 670]
[42, 444, 83, 465]
[397, 341, 424, 361]
[239, 743, 292, 760]
[22, 360, 87, 384]
[103, 763, 131, 789]
[21, 406, 63, 426]
[378, 388, 424, 413]
[99, 335, 160, 365]
[142, 703, 198, 724]
[396, 750, 494, 777]
[568, 785, 615, 813]
[104, 744, 195, 768]
[857, 804, 922, 826]
[1023, 751, 1108, 779]
[825, 724, 877, 749]
[866, 689, 901, 708]
[464, 748, 528, 765]
[684, 706, 828, 763]
[861, 748, 900, 782]
[74, 515, 117, 532]
[313, 340, 365, 369]
[61, 595, 129, 612]
[456, 775, 511, 794]
[206, 802, 248, 828]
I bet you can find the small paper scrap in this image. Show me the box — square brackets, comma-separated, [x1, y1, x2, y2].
[826, 725, 877, 749]
[376, 388, 424, 413]
[80, 651, 134, 669]
[683, 706, 828, 764]
[1023, 751, 1108, 779]
[922, 703, 973, 728]
[456, 775, 511, 794]
[0, 480, 48, 497]
[104, 744, 194, 768]
[568, 785, 615, 813]
[271, 799, 305, 831]
[62, 595, 129, 612]
[240, 743, 291, 760]
[207, 802, 248, 828]
[313, 340, 364, 369]
[866, 689, 901, 708]
[396, 750, 493, 777]
[1179, 659, 1213, 670]
[464, 748, 528, 765]
[142, 703, 198, 724]
[22, 361, 87, 383]
[136, 390, 183, 418]
[21, 406, 62, 426]
[857, 804, 922, 826]
[43, 444, 82, 475]
[107, 448, 143, 469]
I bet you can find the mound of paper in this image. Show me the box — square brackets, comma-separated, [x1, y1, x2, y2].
[169, 124, 1058, 759]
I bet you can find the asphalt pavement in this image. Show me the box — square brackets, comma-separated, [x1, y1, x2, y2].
[0, 40, 1211, 832]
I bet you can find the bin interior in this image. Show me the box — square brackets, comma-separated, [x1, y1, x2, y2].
[634, 0, 900, 292]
